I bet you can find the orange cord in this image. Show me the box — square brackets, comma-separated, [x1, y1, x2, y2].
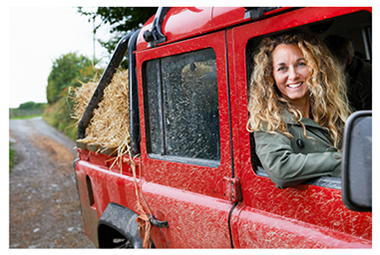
[128, 157, 153, 248]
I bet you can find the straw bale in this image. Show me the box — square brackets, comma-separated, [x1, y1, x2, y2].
[71, 69, 131, 158]
[70, 80, 98, 122]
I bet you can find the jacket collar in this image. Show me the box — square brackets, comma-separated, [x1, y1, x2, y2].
[280, 109, 324, 129]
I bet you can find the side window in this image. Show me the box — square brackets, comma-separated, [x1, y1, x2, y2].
[246, 11, 371, 188]
[144, 48, 220, 162]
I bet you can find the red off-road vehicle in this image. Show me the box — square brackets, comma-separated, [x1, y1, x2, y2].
[74, 7, 372, 248]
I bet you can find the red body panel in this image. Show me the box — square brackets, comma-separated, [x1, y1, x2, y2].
[141, 182, 232, 248]
[233, 206, 371, 248]
[75, 6, 372, 248]
[228, 7, 372, 246]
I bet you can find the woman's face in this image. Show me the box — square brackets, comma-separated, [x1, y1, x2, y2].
[272, 43, 310, 104]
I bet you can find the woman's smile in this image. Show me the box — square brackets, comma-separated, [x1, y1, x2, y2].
[287, 82, 303, 89]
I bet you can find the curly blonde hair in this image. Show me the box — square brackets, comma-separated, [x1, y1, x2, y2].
[246, 31, 350, 149]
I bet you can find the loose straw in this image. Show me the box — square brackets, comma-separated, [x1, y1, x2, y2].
[71, 69, 131, 158]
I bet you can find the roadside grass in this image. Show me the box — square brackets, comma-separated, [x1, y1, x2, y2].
[9, 142, 15, 172]
[9, 114, 42, 120]
[43, 97, 77, 141]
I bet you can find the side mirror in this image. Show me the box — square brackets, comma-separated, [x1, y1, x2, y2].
[341, 110, 372, 212]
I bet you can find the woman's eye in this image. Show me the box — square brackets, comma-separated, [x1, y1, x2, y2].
[298, 62, 306, 67]
[278, 66, 286, 71]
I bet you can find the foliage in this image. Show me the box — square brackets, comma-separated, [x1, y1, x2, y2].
[77, 7, 157, 68]
[9, 142, 15, 172]
[18, 101, 47, 111]
[9, 101, 47, 119]
[46, 52, 101, 104]
[44, 52, 103, 140]
[43, 91, 78, 141]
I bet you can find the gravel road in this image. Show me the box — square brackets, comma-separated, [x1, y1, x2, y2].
[9, 117, 95, 248]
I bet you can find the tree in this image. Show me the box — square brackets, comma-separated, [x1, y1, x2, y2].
[77, 7, 157, 63]
[18, 101, 46, 111]
[46, 52, 101, 104]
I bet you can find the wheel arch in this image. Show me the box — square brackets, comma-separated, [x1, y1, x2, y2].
[98, 202, 151, 248]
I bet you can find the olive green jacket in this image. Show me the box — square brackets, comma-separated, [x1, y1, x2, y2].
[254, 109, 341, 189]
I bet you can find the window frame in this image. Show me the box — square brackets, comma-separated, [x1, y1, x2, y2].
[142, 48, 220, 164]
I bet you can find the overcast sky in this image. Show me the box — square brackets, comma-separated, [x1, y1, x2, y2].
[8, 5, 112, 108]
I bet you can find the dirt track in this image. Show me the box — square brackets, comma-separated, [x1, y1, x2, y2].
[9, 117, 95, 248]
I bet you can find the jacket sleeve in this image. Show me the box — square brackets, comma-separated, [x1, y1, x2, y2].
[254, 130, 341, 189]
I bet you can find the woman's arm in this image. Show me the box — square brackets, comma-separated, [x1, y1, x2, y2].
[254, 131, 341, 189]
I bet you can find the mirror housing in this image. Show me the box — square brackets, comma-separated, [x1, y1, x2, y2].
[341, 110, 372, 212]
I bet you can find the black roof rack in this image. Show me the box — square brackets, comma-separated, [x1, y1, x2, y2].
[143, 7, 170, 48]
[244, 7, 281, 20]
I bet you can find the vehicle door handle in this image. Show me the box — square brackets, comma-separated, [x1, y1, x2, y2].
[149, 215, 169, 228]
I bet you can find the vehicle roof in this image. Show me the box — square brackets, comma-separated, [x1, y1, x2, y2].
[136, 7, 252, 51]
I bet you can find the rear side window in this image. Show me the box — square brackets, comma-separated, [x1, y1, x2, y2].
[143, 48, 220, 162]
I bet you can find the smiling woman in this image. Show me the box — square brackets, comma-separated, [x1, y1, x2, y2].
[247, 31, 350, 189]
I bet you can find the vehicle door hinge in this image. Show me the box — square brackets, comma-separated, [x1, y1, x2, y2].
[223, 177, 242, 202]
